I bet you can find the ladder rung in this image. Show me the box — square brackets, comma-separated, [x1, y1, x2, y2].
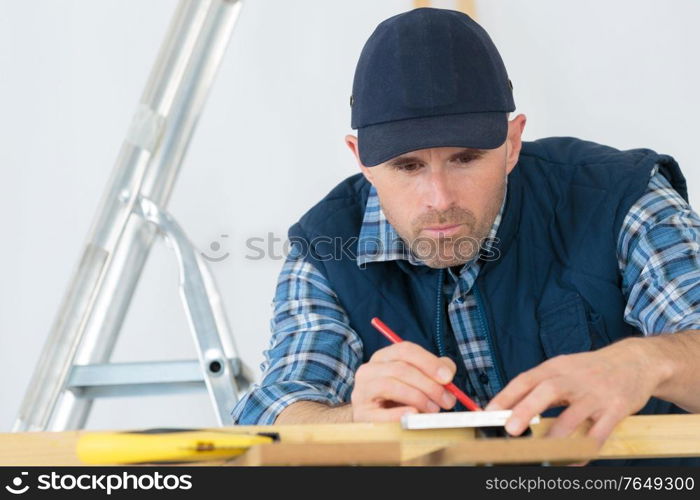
[67, 359, 242, 399]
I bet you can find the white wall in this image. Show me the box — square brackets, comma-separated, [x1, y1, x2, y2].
[1, 0, 698, 431]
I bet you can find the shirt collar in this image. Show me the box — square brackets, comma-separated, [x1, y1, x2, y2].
[356, 181, 508, 271]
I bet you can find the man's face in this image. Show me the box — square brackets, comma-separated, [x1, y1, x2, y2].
[346, 115, 525, 268]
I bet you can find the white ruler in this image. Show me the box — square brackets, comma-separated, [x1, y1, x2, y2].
[401, 410, 540, 430]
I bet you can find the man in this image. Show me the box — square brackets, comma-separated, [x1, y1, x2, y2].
[232, 8, 700, 465]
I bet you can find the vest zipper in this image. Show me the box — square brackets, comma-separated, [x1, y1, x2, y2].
[434, 268, 446, 357]
[473, 282, 506, 391]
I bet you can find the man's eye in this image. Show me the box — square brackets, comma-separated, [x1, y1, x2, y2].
[456, 155, 478, 164]
[394, 163, 422, 172]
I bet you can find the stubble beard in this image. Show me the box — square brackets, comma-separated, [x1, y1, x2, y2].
[381, 184, 505, 269]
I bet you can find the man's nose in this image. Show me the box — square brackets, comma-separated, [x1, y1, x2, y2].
[425, 168, 457, 211]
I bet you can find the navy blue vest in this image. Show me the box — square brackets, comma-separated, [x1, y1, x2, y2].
[288, 137, 696, 465]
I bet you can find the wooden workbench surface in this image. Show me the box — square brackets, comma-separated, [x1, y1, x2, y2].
[1, 414, 699, 466]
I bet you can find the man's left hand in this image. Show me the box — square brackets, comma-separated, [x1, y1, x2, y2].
[484, 338, 664, 447]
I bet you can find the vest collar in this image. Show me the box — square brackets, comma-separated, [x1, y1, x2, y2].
[356, 185, 426, 268]
[479, 166, 522, 277]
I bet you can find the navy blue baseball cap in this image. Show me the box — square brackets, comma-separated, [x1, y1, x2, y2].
[350, 8, 515, 167]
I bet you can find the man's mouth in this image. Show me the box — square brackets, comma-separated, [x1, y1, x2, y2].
[421, 223, 464, 237]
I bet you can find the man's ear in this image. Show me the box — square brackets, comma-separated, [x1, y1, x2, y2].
[505, 114, 527, 174]
[345, 134, 374, 185]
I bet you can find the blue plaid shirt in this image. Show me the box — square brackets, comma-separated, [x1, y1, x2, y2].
[232, 165, 700, 424]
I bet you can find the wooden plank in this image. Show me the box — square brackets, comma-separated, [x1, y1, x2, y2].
[0, 430, 84, 466]
[457, 0, 477, 19]
[404, 437, 598, 466]
[1, 415, 699, 466]
[412, 1, 477, 20]
[533, 413, 700, 459]
[0, 423, 474, 465]
[216, 422, 475, 462]
[231, 442, 402, 466]
[230, 421, 475, 443]
[229, 437, 596, 466]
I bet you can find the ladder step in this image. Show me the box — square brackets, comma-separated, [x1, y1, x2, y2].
[67, 359, 242, 399]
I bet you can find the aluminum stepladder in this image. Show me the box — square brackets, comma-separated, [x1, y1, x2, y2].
[13, 0, 250, 432]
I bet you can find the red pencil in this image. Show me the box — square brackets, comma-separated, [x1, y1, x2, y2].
[370, 316, 482, 412]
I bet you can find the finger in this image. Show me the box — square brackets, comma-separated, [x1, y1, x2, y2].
[484, 368, 549, 412]
[506, 379, 568, 436]
[376, 361, 456, 410]
[364, 377, 441, 414]
[587, 411, 624, 448]
[545, 399, 597, 439]
[362, 406, 418, 423]
[371, 342, 456, 384]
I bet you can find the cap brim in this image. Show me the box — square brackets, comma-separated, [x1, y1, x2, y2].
[357, 112, 508, 167]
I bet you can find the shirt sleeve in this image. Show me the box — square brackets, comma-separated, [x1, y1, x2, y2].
[618, 165, 700, 335]
[230, 244, 363, 424]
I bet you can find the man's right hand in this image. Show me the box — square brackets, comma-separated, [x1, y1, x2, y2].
[350, 341, 458, 422]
